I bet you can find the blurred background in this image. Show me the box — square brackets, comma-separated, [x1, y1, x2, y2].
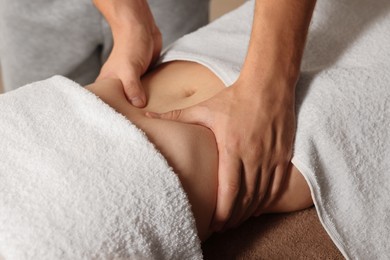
[210, 0, 246, 20]
[0, 0, 246, 94]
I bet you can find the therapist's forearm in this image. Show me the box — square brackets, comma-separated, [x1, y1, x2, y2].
[92, 0, 162, 106]
[92, 0, 156, 40]
[240, 0, 316, 93]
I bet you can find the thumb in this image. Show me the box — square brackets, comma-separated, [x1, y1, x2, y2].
[123, 77, 147, 108]
[146, 105, 210, 126]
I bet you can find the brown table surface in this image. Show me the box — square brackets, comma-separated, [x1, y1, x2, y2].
[203, 207, 344, 259]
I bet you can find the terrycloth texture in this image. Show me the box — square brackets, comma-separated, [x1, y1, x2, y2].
[0, 76, 202, 260]
[160, 0, 390, 259]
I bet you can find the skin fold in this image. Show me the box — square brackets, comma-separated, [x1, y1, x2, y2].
[86, 61, 313, 241]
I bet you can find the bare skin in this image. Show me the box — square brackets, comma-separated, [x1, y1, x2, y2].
[86, 61, 313, 241]
[93, 0, 316, 231]
[93, 0, 162, 107]
[151, 0, 317, 231]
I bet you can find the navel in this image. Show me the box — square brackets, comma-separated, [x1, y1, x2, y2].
[183, 88, 197, 98]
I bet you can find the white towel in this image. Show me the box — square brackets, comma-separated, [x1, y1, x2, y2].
[0, 76, 202, 260]
[160, 0, 390, 258]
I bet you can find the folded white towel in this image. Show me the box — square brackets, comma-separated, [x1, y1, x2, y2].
[0, 76, 202, 260]
[160, 0, 390, 258]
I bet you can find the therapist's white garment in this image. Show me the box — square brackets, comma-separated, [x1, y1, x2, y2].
[0, 0, 209, 91]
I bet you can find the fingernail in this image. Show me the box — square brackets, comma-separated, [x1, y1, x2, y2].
[145, 112, 162, 119]
[130, 97, 144, 107]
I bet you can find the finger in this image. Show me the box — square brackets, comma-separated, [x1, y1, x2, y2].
[237, 177, 261, 224]
[96, 70, 116, 82]
[273, 163, 288, 198]
[212, 152, 242, 232]
[227, 161, 260, 228]
[123, 77, 147, 108]
[264, 163, 288, 209]
[222, 172, 245, 230]
[258, 162, 272, 206]
[254, 163, 288, 215]
[146, 105, 209, 127]
[249, 163, 272, 217]
[255, 167, 277, 214]
[252, 165, 275, 216]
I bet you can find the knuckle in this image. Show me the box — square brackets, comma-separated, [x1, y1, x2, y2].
[248, 153, 263, 170]
[220, 182, 240, 197]
[242, 194, 254, 208]
[276, 147, 292, 161]
[225, 138, 239, 151]
[124, 81, 141, 96]
[269, 157, 285, 169]
[258, 190, 267, 201]
[249, 144, 263, 160]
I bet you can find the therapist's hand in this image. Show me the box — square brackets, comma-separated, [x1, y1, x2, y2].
[93, 0, 162, 107]
[146, 0, 315, 231]
[146, 76, 296, 231]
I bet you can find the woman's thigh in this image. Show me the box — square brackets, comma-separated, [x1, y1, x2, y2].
[262, 164, 313, 214]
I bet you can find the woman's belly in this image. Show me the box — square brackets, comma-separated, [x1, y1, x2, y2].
[141, 60, 312, 213]
[142, 61, 226, 112]
[86, 61, 312, 239]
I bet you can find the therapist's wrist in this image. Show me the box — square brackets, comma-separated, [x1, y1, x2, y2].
[237, 62, 299, 99]
[242, 42, 301, 87]
[112, 22, 160, 44]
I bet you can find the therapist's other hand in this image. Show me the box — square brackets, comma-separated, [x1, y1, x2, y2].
[146, 76, 296, 231]
[93, 0, 162, 107]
